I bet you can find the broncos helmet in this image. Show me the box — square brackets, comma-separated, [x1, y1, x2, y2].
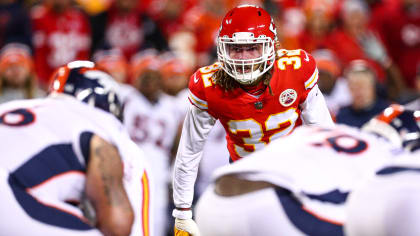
[49, 60, 123, 120]
[362, 104, 420, 153]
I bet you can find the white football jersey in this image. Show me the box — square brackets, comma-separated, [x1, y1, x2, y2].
[0, 96, 152, 236]
[123, 90, 180, 158]
[123, 90, 181, 236]
[213, 125, 419, 224]
[116, 83, 137, 106]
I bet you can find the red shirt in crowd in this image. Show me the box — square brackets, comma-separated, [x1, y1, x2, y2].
[372, 1, 420, 88]
[103, 6, 147, 60]
[325, 29, 385, 82]
[31, 4, 91, 85]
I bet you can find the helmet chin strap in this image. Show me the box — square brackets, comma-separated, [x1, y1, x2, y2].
[233, 68, 263, 85]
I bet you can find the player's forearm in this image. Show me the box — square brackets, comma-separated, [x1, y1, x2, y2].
[86, 135, 134, 236]
[173, 105, 216, 208]
[173, 151, 202, 208]
[300, 85, 334, 127]
[173, 137, 204, 208]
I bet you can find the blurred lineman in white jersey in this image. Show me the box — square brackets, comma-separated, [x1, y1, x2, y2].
[123, 52, 181, 236]
[0, 61, 153, 236]
[195, 104, 420, 236]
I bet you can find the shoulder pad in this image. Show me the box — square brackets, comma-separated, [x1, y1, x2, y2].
[187, 62, 222, 110]
[276, 49, 318, 90]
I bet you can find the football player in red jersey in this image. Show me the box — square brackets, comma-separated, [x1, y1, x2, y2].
[172, 4, 334, 235]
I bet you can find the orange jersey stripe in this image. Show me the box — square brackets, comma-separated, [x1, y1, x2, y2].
[376, 104, 404, 123]
[141, 171, 150, 236]
[302, 205, 343, 226]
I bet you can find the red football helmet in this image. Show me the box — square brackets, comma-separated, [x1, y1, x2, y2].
[217, 4, 277, 85]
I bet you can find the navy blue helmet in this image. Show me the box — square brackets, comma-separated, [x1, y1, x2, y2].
[363, 104, 420, 152]
[49, 61, 123, 120]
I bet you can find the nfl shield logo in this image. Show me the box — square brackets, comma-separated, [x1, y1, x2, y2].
[279, 89, 297, 107]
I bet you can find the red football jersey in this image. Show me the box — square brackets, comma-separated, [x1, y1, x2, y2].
[371, 2, 420, 88]
[104, 6, 146, 61]
[188, 49, 319, 161]
[31, 5, 91, 85]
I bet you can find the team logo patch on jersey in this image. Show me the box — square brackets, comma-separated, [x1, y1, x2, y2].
[279, 89, 297, 107]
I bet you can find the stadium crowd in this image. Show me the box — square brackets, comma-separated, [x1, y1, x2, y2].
[0, 0, 419, 235]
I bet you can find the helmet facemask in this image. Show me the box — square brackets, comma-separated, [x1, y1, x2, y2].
[217, 32, 275, 85]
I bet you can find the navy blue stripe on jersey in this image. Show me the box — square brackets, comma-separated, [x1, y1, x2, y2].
[0, 108, 36, 127]
[303, 189, 349, 204]
[80, 131, 93, 164]
[7, 143, 90, 230]
[376, 166, 420, 175]
[10, 144, 85, 188]
[275, 188, 344, 236]
[8, 175, 93, 230]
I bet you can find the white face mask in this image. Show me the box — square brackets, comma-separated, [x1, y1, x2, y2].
[217, 32, 275, 85]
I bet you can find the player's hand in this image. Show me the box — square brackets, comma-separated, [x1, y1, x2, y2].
[174, 218, 200, 236]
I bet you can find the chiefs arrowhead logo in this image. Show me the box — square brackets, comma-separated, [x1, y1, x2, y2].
[279, 89, 297, 107]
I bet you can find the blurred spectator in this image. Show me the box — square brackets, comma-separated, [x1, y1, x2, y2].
[168, 30, 197, 69]
[336, 59, 390, 128]
[0, 0, 32, 49]
[371, 0, 420, 89]
[0, 43, 44, 103]
[326, 0, 405, 100]
[139, 0, 197, 38]
[288, 0, 338, 51]
[182, 0, 229, 66]
[326, 0, 385, 79]
[275, 5, 306, 50]
[31, 0, 91, 87]
[364, 0, 399, 25]
[90, 0, 168, 62]
[312, 49, 352, 118]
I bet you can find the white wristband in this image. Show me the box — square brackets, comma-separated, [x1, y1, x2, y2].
[172, 208, 193, 220]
